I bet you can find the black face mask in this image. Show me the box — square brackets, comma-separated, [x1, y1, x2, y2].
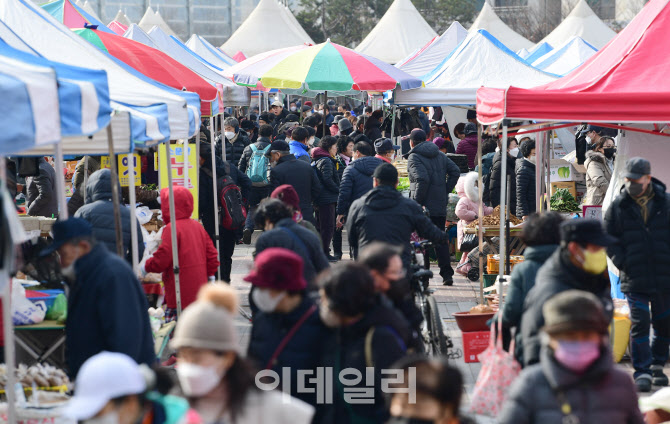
[603, 147, 616, 159]
[386, 277, 411, 303]
[387, 417, 434, 424]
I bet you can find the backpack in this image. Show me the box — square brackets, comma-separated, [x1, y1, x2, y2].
[246, 143, 271, 184]
[219, 163, 247, 231]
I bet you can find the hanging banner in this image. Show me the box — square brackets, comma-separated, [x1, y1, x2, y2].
[100, 155, 141, 187]
[158, 143, 199, 220]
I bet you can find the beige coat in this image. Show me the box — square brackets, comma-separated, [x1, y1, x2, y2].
[584, 150, 613, 205]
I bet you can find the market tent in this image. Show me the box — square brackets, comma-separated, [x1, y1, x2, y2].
[79, 0, 99, 21]
[2, 0, 192, 143]
[108, 20, 127, 35]
[523, 41, 552, 64]
[124, 23, 158, 49]
[111, 9, 131, 27]
[355, 0, 437, 64]
[138, 7, 179, 41]
[469, 2, 533, 51]
[532, 36, 597, 76]
[476, 0, 670, 124]
[516, 47, 530, 59]
[539, 0, 616, 49]
[220, 0, 314, 58]
[279, 2, 314, 46]
[393, 29, 556, 106]
[232, 51, 246, 62]
[395, 21, 468, 78]
[186, 34, 236, 68]
[40, 0, 114, 34]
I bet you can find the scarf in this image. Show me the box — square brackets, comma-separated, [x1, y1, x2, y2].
[339, 153, 351, 166]
[634, 185, 655, 224]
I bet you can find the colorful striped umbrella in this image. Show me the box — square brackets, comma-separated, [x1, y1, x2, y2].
[40, 0, 115, 34]
[225, 40, 423, 93]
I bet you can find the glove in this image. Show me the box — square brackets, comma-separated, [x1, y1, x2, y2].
[208, 276, 216, 282]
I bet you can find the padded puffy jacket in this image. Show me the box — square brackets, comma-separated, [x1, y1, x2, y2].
[336, 156, 383, 215]
[407, 141, 460, 218]
[515, 158, 536, 218]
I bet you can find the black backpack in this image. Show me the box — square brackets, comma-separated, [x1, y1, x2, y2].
[218, 163, 247, 231]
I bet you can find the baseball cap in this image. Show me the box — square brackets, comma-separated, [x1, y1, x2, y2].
[61, 352, 146, 421]
[40, 217, 92, 256]
[373, 163, 398, 184]
[265, 140, 290, 157]
[464, 122, 477, 135]
[374, 138, 400, 154]
[244, 248, 307, 290]
[559, 219, 617, 247]
[271, 100, 283, 108]
[624, 157, 651, 180]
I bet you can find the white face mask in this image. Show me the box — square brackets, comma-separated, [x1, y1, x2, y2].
[308, 137, 315, 146]
[585, 135, 592, 144]
[319, 303, 342, 328]
[176, 362, 224, 397]
[290, 107, 297, 112]
[61, 262, 77, 281]
[84, 410, 119, 424]
[252, 288, 285, 313]
[509, 147, 519, 157]
[224, 131, 235, 140]
[527, 155, 536, 164]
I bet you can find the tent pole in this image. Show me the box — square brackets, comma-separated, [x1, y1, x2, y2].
[390, 104, 397, 143]
[536, 124, 543, 213]
[212, 117, 221, 280]
[196, 122, 200, 199]
[165, 143, 182, 315]
[83, 156, 89, 205]
[476, 123, 484, 304]
[498, 121, 509, 303]
[544, 128, 550, 212]
[1, 271, 16, 424]
[53, 144, 68, 220]
[127, 152, 139, 273]
[323, 91, 328, 137]
[107, 126, 124, 256]
[183, 139, 188, 189]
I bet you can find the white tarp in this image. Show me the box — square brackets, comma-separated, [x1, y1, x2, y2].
[110, 9, 131, 27]
[123, 24, 158, 49]
[355, 0, 437, 64]
[139, 7, 180, 41]
[220, 0, 313, 58]
[395, 21, 468, 78]
[532, 36, 598, 76]
[516, 48, 530, 59]
[539, 0, 616, 50]
[1, 0, 190, 141]
[393, 29, 557, 106]
[469, 2, 533, 52]
[186, 34, 236, 69]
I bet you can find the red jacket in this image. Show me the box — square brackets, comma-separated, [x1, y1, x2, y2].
[145, 186, 219, 310]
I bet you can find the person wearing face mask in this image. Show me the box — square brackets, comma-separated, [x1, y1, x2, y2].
[515, 138, 537, 219]
[519, 219, 615, 367]
[501, 290, 644, 424]
[220, 117, 250, 166]
[288, 126, 312, 164]
[62, 352, 197, 424]
[40, 218, 154, 378]
[375, 137, 401, 164]
[454, 122, 478, 169]
[319, 263, 408, 424]
[172, 283, 315, 424]
[387, 355, 475, 424]
[289, 101, 297, 113]
[489, 137, 519, 215]
[605, 157, 670, 392]
[246, 248, 332, 414]
[584, 136, 616, 206]
[311, 136, 341, 261]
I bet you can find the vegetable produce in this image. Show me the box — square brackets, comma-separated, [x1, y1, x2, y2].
[466, 206, 522, 228]
[550, 188, 581, 212]
[0, 363, 70, 390]
[396, 177, 410, 192]
[557, 166, 571, 178]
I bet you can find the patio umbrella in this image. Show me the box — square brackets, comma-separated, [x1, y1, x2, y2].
[40, 0, 115, 34]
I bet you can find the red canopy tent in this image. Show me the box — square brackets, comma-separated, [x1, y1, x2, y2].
[108, 20, 128, 35]
[476, 0, 670, 125]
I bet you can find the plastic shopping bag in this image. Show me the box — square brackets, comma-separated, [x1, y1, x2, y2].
[12, 280, 46, 326]
[469, 322, 521, 416]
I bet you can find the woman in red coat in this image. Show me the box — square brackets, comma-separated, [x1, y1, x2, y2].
[144, 186, 219, 321]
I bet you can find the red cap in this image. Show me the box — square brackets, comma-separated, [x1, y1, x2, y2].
[304, 101, 313, 107]
[271, 184, 300, 211]
[243, 248, 307, 290]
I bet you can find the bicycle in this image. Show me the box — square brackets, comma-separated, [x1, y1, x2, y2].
[409, 240, 453, 357]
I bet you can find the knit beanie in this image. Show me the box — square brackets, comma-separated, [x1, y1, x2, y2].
[542, 290, 609, 336]
[171, 284, 239, 352]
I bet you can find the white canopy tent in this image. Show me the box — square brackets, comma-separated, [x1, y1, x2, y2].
[110, 9, 131, 27]
[79, 0, 99, 21]
[469, 2, 533, 52]
[220, 0, 314, 58]
[539, 0, 616, 49]
[516, 48, 530, 59]
[139, 7, 180, 41]
[186, 34, 236, 69]
[355, 0, 437, 64]
[532, 36, 598, 76]
[124, 23, 159, 49]
[392, 29, 557, 106]
[395, 21, 468, 78]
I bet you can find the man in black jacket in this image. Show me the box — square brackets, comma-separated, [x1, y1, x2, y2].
[407, 129, 460, 285]
[347, 163, 449, 271]
[220, 117, 250, 165]
[26, 157, 58, 218]
[268, 140, 321, 224]
[239, 124, 273, 244]
[515, 139, 536, 219]
[336, 142, 382, 225]
[489, 137, 519, 215]
[520, 219, 615, 367]
[605, 157, 670, 392]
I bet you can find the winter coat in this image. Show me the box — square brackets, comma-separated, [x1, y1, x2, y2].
[223, 130, 250, 165]
[346, 185, 448, 270]
[270, 154, 322, 221]
[289, 141, 312, 164]
[26, 158, 58, 217]
[520, 248, 613, 366]
[248, 296, 332, 407]
[336, 154, 348, 181]
[238, 136, 271, 175]
[67, 156, 101, 216]
[145, 186, 219, 310]
[336, 156, 383, 215]
[66, 243, 154, 378]
[75, 169, 145, 264]
[605, 178, 670, 294]
[499, 344, 644, 424]
[455, 173, 493, 248]
[516, 158, 537, 218]
[502, 244, 558, 363]
[255, 218, 330, 289]
[407, 141, 460, 218]
[364, 119, 382, 141]
[584, 150, 612, 206]
[311, 147, 340, 205]
[319, 301, 408, 424]
[481, 152, 495, 206]
[489, 151, 518, 216]
[455, 134, 478, 169]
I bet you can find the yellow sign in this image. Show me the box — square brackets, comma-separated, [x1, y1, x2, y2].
[158, 143, 199, 220]
[100, 155, 141, 187]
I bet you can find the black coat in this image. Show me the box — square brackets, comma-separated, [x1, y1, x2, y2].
[238, 136, 271, 175]
[605, 178, 670, 294]
[312, 148, 340, 205]
[255, 218, 329, 289]
[336, 156, 383, 215]
[74, 169, 144, 264]
[247, 296, 332, 407]
[520, 249, 613, 366]
[26, 158, 58, 218]
[364, 120, 382, 141]
[499, 345, 645, 424]
[270, 154, 321, 220]
[489, 151, 518, 215]
[220, 130, 250, 165]
[407, 141, 460, 218]
[346, 185, 448, 269]
[66, 243, 155, 378]
[515, 158, 536, 218]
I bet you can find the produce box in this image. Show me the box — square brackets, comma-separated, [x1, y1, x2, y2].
[550, 181, 577, 198]
[462, 330, 490, 363]
[550, 159, 585, 183]
[487, 254, 524, 274]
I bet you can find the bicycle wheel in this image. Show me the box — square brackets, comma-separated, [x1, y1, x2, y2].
[427, 296, 449, 356]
